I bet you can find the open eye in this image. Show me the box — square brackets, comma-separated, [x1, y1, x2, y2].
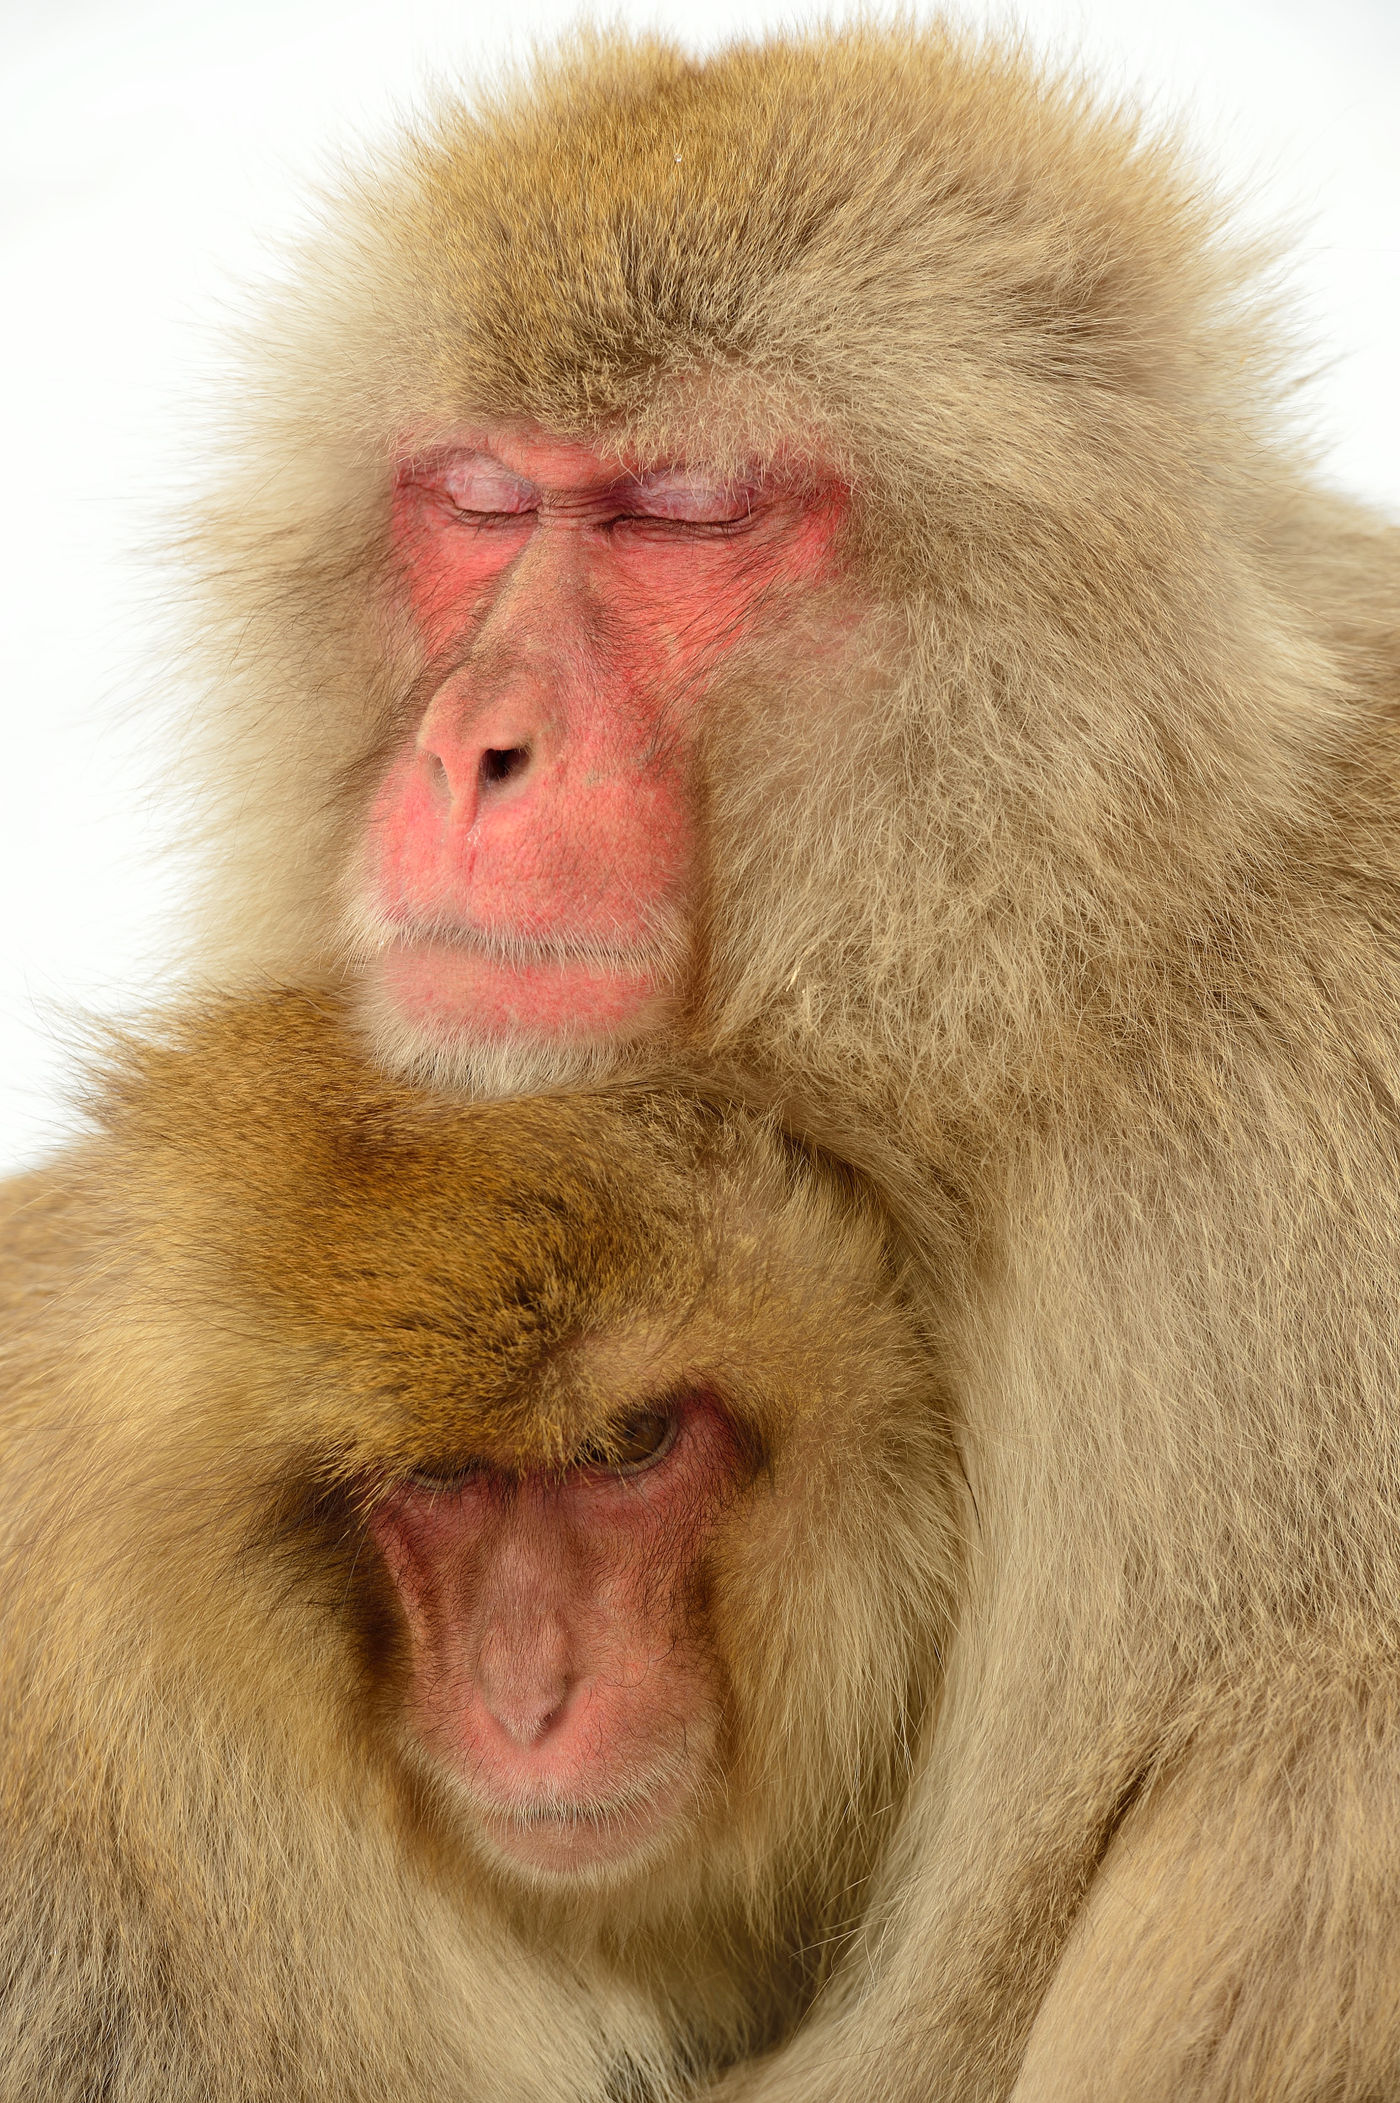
[576, 1405, 678, 1476]
[406, 1460, 482, 1495]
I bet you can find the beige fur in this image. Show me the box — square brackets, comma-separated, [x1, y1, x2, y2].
[0, 993, 959, 2101]
[87, 17, 1400, 2099]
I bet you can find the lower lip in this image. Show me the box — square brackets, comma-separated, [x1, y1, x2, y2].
[473, 1779, 689, 1876]
[376, 935, 674, 1042]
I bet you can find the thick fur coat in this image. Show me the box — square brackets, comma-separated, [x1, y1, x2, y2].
[9, 20, 1400, 2101]
[0, 993, 957, 2101]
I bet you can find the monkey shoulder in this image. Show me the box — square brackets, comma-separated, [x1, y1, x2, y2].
[0, 1153, 113, 1444]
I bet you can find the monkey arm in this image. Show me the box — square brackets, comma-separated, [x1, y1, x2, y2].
[1008, 1665, 1400, 2103]
[711, 1655, 1400, 2103]
[705, 1081, 1400, 2103]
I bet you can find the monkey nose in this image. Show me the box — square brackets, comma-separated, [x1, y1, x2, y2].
[416, 690, 545, 823]
[476, 1621, 571, 1746]
[488, 1687, 569, 1748]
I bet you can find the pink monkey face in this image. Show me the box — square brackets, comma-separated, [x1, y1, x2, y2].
[362, 428, 845, 1061]
[369, 1390, 748, 1878]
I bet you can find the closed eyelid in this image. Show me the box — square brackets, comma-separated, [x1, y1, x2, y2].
[438, 455, 540, 513]
[625, 472, 756, 522]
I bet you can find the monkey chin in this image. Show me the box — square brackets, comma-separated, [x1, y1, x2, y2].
[348, 900, 684, 1097]
[356, 961, 670, 1101]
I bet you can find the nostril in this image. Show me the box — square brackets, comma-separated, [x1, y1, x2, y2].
[479, 745, 531, 790]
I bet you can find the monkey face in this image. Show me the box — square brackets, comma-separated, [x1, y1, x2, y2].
[100, 995, 955, 1914]
[351, 426, 849, 1081]
[369, 1384, 752, 1878]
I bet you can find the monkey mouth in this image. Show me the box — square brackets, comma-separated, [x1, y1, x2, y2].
[465, 1761, 698, 1877]
[351, 903, 685, 1047]
[374, 908, 673, 973]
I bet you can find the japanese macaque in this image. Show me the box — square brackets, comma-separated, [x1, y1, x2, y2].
[0, 992, 958, 2102]
[129, 17, 1400, 2102]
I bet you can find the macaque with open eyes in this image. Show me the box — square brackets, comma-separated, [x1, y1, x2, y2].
[0, 992, 958, 2103]
[95, 17, 1400, 2102]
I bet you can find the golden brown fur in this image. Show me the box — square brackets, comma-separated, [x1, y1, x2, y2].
[0, 991, 958, 2101]
[99, 18, 1400, 2100]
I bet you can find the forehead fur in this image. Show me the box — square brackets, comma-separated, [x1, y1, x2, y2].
[93, 995, 898, 1472]
[218, 22, 1288, 542]
[384, 28, 1261, 444]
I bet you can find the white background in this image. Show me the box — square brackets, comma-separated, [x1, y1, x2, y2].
[1, 0, 1397, 1172]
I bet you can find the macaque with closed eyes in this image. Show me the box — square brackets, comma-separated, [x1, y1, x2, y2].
[116, 17, 1400, 2101]
[361, 437, 848, 1080]
[0, 992, 958, 2103]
